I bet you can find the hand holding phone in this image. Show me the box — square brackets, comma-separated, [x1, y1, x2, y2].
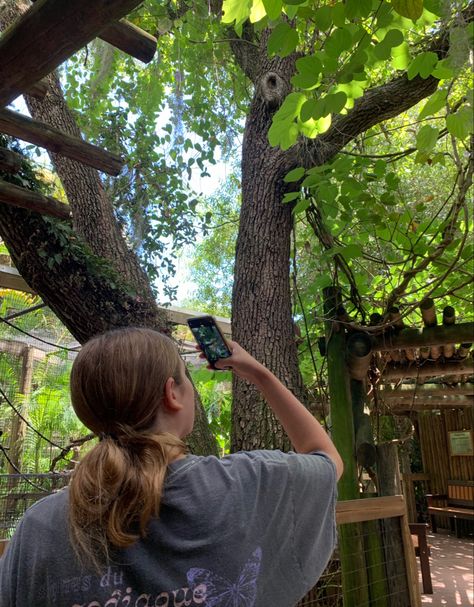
[187, 315, 232, 369]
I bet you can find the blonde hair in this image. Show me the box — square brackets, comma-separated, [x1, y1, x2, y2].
[68, 327, 187, 570]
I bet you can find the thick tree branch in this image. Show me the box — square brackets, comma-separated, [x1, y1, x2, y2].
[298, 1, 474, 166]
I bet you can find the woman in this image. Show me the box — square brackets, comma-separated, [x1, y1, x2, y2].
[0, 327, 343, 607]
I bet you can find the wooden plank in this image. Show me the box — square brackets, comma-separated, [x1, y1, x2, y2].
[166, 306, 231, 336]
[0, 147, 23, 174]
[381, 384, 474, 398]
[390, 397, 474, 411]
[373, 323, 474, 352]
[0, 109, 123, 176]
[0, 178, 71, 220]
[382, 359, 474, 381]
[401, 510, 422, 607]
[336, 495, 406, 525]
[0, 266, 233, 335]
[0, 264, 33, 293]
[99, 19, 157, 63]
[29, 0, 157, 63]
[0, 0, 146, 107]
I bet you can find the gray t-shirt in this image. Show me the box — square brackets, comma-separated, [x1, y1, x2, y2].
[0, 449, 337, 607]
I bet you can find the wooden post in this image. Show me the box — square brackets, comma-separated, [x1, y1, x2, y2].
[0, 109, 123, 176]
[7, 346, 35, 473]
[0, 178, 71, 220]
[377, 443, 416, 607]
[323, 286, 369, 607]
[351, 378, 376, 469]
[442, 306, 455, 358]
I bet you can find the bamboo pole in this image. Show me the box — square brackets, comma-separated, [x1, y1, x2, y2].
[346, 332, 372, 381]
[420, 298, 437, 327]
[0, 0, 146, 106]
[323, 286, 369, 607]
[372, 322, 474, 351]
[0, 178, 71, 220]
[0, 109, 123, 176]
[442, 306, 456, 358]
[381, 384, 474, 398]
[382, 359, 474, 381]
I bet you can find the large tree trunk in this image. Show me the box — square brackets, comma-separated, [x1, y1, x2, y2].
[0, 1, 217, 456]
[230, 42, 308, 452]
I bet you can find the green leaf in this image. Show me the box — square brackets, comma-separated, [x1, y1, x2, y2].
[222, 0, 252, 32]
[314, 5, 333, 31]
[293, 198, 311, 214]
[392, 42, 411, 70]
[268, 22, 299, 57]
[262, 0, 283, 20]
[373, 29, 405, 60]
[344, 0, 373, 19]
[282, 191, 301, 203]
[416, 124, 439, 153]
[407, 51, 438, 79]
[392, 0, 424, 21]
[284, 167, 305, 182]
[418, 88, 448, 119]
[291, 55, 322, 90]
[325, 27, 353, 59]
[300, 98, 318, 122]
[446, 107, 474, 140]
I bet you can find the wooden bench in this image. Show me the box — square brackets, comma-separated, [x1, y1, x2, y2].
[427, 480, 474, 537]
[409, 523, 432, 594]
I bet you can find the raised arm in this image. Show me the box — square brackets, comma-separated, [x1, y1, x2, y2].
[215, 341, 344, 479]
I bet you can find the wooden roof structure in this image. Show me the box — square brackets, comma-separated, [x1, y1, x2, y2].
[0, 0, 158, 216]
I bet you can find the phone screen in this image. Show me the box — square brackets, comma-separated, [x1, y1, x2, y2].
[188, 317, 231, 365]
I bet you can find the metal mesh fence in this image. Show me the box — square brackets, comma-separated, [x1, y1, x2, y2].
[0, 472, 70, 539]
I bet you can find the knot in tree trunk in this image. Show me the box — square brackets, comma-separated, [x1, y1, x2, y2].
[259, 71, 287, 110]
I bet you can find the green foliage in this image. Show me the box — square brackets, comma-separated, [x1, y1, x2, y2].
[190, 367, 232, 455]
[182, 173, 240, 317]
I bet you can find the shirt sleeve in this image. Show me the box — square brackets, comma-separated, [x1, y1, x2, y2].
[286, 451, 338, 586]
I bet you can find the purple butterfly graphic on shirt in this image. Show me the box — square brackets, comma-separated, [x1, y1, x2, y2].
[186, 547, 262, 607]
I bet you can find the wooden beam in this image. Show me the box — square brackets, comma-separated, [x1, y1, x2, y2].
[23, 79, 49, 100]
[0, 109, 123, 175]
[382, 359, 474, 381]
[99, 19, 157, 63]
[0, 178, 71, 220]
[0, 264, 34, 293]
[0, 147, 23, 174]
[0, 0, 147, 107]
[391, 397, 474, 411]
[335, 495, 406, 525]
[381, 384, 474, 398]
[0, 266, 234, 333]
[28, 1, 157, 63]
[372, 322, 474, 352]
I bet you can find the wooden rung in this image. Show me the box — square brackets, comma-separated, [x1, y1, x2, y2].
[0, 108, 123, 176]
[0, 146, 23, 174]
[0, 0, 146, 107]
[99, 19, 157, 63]
[0, 178, 71, 220]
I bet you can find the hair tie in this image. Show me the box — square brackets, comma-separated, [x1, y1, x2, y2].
[98, 432, 118, 442]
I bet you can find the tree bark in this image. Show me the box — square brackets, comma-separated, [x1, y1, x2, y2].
[0, 1, 217, 457]
[231, 41, 307, 451]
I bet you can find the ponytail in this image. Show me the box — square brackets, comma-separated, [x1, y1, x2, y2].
[67, 327, 188, 571]
[69, 429, 185, 571]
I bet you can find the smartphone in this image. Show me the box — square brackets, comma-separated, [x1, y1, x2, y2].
[187, 315, 232, 368]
